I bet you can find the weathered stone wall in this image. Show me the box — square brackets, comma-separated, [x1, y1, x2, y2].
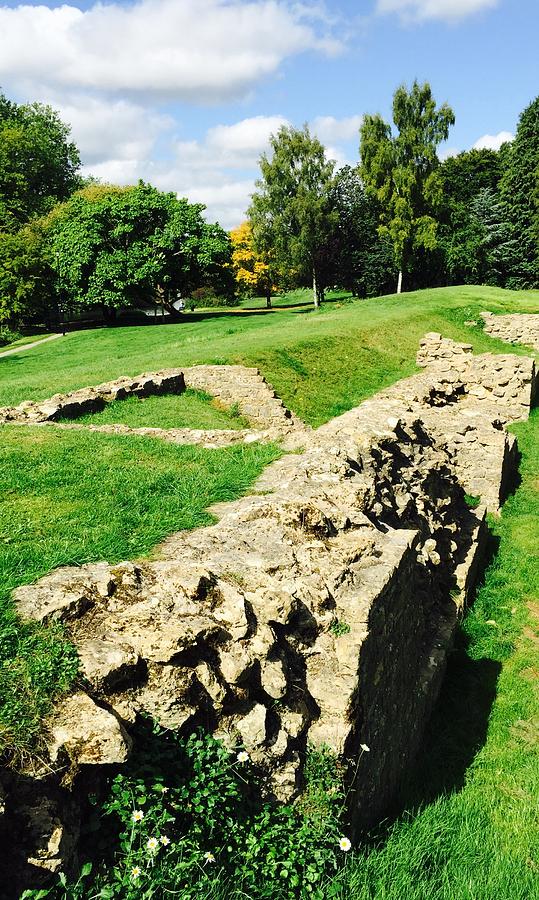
[0, 365, 304, 438]
[1, 327, 538, 894]
[481, 311, 539, 352]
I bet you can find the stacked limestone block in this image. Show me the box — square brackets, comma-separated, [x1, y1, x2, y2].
[182, 365, 305, 432]
[0, 370, 186, 424]
[481, 311, 539, 352]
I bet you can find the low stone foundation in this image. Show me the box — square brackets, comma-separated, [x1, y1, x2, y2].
[1, 326, 537, 894]
[481, 311, 539, 352]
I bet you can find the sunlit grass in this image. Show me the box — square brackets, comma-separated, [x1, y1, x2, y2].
[69, 388, 249, 430]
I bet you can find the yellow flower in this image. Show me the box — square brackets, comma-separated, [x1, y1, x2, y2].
[339, 837, 352, 852]
[146, 837, 159, 852]
[131, 866, 141, 879]
[132, 810, 145, 823]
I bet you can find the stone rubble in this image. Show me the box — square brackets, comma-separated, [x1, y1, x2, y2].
[481, 311, 539, 352]
[0, 365, 305, 441]
[1, 322, 537, 893]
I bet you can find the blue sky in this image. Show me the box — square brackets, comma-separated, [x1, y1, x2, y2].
[0, 0, 537, 227]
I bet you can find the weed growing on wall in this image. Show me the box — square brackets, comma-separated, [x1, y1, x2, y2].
[22, 726, 351, 900]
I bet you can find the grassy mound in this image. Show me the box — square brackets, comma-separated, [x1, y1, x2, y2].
[1, 286, 538, 425]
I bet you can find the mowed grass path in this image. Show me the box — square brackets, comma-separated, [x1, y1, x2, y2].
[1, 285, 538, 426]
[0, 428, 279, 756]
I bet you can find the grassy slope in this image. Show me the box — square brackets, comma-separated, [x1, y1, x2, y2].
[71, 389, 250, 430]
[1, 286, 538, 426]
[0, 429, 279, 755]
[335, 409, 539, 899]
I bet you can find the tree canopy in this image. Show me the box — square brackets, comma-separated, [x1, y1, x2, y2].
[0, 92, 81, 230]
[230, 221, 276, 307]
[360, 80, 455, 293]
[49, 183, 233, 315]
[249, 124, 338, 307]
[500, 95, 539, 288]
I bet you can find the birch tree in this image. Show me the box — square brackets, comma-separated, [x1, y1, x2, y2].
[360, 81, 455, 294]
[248, 125, 338, 308]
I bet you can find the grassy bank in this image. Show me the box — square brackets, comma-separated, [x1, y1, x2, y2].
[1, 286, 538, 425]
[70, 388, 250, 430]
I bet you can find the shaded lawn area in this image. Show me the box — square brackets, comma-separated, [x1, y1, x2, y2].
[1, 285, 538, 427]
[0, 426, 280, 757]
[68, 388, 250, 430]
[335, 409, 539, 900]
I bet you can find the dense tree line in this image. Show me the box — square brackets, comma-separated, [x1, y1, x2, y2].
[248, 84, 539, 305]
[1, 84, 538, 331]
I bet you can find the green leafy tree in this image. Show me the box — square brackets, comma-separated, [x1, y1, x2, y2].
[500, 94, 539, 288]
[0, 92, 81, 229]
[437, 148, 506, 285]
[49, 183, 233, 318]
[249, 124, 338, 307]
[331, 165, 395, 297]
[359, 80, 455, 293]
[0, 217, 55, 327]
[470, 187, 518, 286]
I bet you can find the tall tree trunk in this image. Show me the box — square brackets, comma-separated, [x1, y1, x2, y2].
[312, 270, 320, 308]
[397, 270, 403, 294]
[265, 288, 272, 309]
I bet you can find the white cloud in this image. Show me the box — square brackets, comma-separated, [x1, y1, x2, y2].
[311, 114, 363, 143]
[376, 0, 499, 23]
[473, 130, 514, 151]
[438, 146, 460, 160]
[54, 96, 172, 166]
[0, 0, 342, 102]
[78, 112, 359, 229]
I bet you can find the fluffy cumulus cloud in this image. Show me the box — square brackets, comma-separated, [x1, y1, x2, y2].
[77, 112, 359, 229]
[473, 130, 514, 150]
[0, 0, 342, 102]
[0, 1, 351, 228]
[375, 0, 499, 23]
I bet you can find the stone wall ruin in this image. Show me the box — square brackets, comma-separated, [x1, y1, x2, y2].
[0, 319, 537, 894]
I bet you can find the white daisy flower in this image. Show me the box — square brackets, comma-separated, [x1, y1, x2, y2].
[360, 743, 370, 752]
[203, 851, 216, 863]
[339, 837, 352, 852]
[146, 837, 159, 852]
[131, 866, 141, 879]
[236, 750, 249, 763]
[159, 835, 170, 846]
[132, 810, 144, 823]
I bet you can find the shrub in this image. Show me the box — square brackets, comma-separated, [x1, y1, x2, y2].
[23, 726, 351, 900]
[0, 326, 22, 346]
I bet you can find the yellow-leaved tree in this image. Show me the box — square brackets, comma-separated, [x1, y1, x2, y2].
[230, 221, 276, 308]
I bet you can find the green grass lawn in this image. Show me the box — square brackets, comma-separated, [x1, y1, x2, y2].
[0, 428, 279, 757]
[67, 388, 250, 430]
[1, 286, 538, 425]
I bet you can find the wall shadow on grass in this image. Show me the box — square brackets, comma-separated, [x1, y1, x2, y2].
[384, 531, 502, 822]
